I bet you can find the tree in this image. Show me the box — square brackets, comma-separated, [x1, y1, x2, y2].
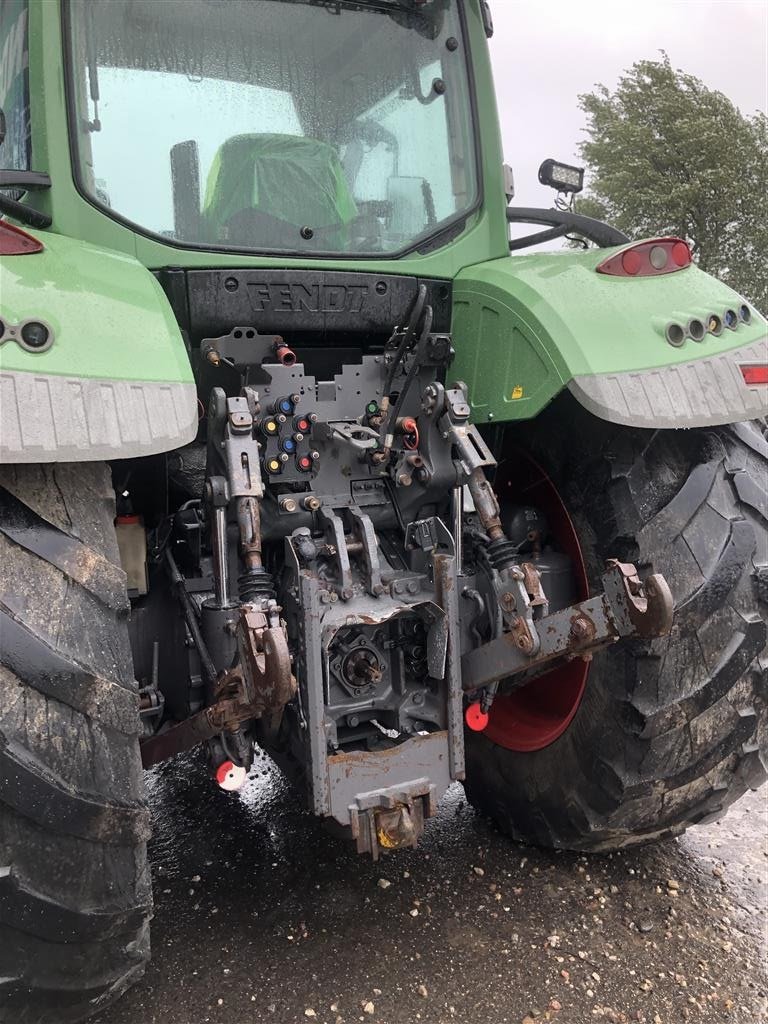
[575, 54, 767, 312]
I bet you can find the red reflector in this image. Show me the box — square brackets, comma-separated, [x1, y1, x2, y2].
[597, 237, 691, 278]
[465, 702, 489, 732]
[0, 221, 44, 255]
[740, 365, 768, 386]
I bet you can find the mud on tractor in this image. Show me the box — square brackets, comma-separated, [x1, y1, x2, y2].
[0, 1, 766, 1020]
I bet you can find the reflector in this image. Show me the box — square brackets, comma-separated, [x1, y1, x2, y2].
[0, 221, 44, 255]
[740, 365, 768, 386]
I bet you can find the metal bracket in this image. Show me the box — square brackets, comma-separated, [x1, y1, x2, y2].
[348, 508, 384, 597]
[349, 779, 437, 859]
[405, 516, 455, 553]
[461, 559, 674, 694]
[206, 386, 264, 499]
[602, 560, 674, 638]
[318, 507, 354, 599]
[496, 563, 542, 656]
[201, 327, 282, 369]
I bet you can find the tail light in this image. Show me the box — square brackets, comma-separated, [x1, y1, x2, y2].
[597, 237, 691, 277]
[0, 221, 44, 255]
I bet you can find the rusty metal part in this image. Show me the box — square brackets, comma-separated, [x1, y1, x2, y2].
[141, 606, 295, 769]
[602, 560, 674, 638]
[237, 495, 264, 570]
[467, 466, 504, 542]
[348, 777, 436, 859]
[521, 561, 548, 609]
[569, 613, 596, 641]
[342, 648, 383, 687]
[237, 606, 296, 712]
[507, 614, 536, 654]
[461, 559, 674, 694]
[140, 667, 250, 768]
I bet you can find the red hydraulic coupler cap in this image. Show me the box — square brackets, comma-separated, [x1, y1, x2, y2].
[465, 702, 489, 732]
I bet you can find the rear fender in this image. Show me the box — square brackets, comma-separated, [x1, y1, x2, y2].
[452, 248, 767, 427]
[0, 228, 197, 462]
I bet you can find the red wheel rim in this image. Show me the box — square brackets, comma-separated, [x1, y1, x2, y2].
[482, 451, 590, 752]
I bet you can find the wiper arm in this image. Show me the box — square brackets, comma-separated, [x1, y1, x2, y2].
[274, 0, 438, 23]
[307, 1, 418, 13]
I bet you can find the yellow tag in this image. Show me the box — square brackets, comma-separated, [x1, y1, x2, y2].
[511, 385, 524, 400]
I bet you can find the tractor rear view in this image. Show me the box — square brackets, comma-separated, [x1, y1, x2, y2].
[0, 2, 766, 1021]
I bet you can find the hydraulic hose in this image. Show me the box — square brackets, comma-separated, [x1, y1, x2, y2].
[381, 283, 428, 405]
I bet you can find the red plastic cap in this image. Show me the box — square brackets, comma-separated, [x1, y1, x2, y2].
[215, 760, 235, 786]
[740, 364, 768, 386]
[116, 514, 141, 524]
[465, 702, 489, 732]
[0, 221, 44, 255]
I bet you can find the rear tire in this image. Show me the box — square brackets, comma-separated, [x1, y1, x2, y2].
[0, 464, 151, 1023]
[464, 400, 768, 851]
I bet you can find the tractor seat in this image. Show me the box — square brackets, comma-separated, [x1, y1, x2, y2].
[202, 133, 358, 249]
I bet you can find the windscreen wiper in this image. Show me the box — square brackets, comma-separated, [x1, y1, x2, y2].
[271, 0, 443, 28]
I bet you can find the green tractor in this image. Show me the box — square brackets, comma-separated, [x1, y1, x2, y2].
[1, 1, 766, 1020]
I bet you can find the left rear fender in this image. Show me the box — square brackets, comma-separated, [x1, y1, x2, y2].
[0, 228, 197, 463]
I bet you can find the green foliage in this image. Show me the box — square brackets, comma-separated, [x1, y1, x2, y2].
[575, 54, 767, 311]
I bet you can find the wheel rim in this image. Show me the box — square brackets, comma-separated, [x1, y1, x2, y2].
[482, 450, 590, 752]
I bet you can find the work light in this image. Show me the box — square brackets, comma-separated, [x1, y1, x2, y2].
[538, 158, 585, 194]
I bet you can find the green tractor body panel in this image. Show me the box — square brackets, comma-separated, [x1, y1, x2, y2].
[0, 0, 765, 465]
[453, 249, 768, 426]
[0, 228, 197, 461]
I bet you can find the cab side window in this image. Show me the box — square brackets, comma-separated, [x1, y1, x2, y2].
[0, 0, 31, 171]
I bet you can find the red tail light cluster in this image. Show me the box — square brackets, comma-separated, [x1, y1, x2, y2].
[597, 237, 691, 277]
[0, 221, 44, 255]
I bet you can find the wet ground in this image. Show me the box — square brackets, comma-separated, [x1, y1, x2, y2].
[96, 753, 767, 1024]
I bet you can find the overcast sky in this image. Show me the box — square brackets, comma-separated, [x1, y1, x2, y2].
[487, 0, 768, 211]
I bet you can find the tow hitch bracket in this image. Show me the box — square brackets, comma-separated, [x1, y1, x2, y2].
[349, 778, 437, 859]
[461, 560, 673, 694]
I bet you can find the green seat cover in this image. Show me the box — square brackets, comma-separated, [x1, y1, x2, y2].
[202, 133, 357, 246]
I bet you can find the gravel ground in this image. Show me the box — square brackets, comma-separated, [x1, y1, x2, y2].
[95, 752, 767, 1024]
